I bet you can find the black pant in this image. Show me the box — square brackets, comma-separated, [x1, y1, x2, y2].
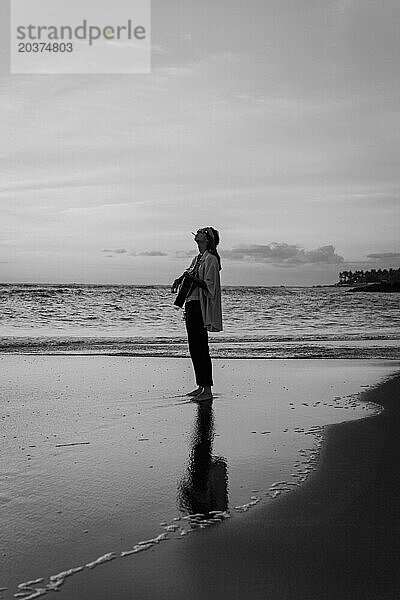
[185, 300, 213, 387]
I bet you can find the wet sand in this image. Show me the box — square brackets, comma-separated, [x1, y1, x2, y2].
[1, 357, 399, 600]
[145, 376, 400, 600]
[110, 370, 400, 600]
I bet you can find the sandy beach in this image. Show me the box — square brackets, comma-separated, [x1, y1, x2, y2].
[1, 356, 400, 600]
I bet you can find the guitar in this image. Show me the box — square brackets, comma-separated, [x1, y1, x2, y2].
[174, 254, 203, 308]
[173, 274, 194, 308]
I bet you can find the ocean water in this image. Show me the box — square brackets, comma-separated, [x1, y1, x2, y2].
[0, 283, 399, 358]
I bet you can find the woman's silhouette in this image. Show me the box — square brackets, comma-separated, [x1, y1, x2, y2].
[171, 227, 222, 401]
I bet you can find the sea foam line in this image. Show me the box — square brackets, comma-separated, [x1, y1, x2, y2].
[8, 426, 326, 599]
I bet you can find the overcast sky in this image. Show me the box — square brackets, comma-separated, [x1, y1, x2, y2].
[1, 0, 399, 285]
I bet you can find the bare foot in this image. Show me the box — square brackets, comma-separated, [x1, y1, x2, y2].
[186, 387, 203, 397]
[195, 389, 213, 401]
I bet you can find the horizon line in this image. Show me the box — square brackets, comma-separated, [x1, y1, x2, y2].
[0, 281, 338, 288]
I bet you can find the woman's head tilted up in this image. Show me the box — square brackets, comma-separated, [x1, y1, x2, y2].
[193, 227, 221, 270]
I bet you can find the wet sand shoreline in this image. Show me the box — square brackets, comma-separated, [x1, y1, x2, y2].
[1, 357, 399, 600]
[119, 373, 400, 600]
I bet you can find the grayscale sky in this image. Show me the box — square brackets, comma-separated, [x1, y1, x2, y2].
[0, 0, 399, 285]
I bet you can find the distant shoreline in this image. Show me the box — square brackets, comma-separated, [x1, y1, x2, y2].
[336, 282, 400, 293]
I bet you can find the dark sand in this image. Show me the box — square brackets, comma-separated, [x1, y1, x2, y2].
[62, 372, 400, 600]
[171, 374, 400, 600]
[2, 358, 400, 600]
[188, 374, 399, 599]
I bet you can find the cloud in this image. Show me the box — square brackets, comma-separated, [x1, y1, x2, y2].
[366, 252, 400, 260]
[0, 176, 103, 194]
[365, 252, 400, 267]
[174, 250, 195, 259]
[153, 65, 196, 79]
[153, 51, 240, 81]
[132, 250, 168, 257]
[102, 248, 127, 254]
[222, 243, 344, 266]
[102, 249, 168, 257]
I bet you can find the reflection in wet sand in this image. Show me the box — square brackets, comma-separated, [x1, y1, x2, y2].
[178, 401, 228, 517]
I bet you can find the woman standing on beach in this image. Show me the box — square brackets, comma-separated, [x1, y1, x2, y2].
[171, 227, 222, 401]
